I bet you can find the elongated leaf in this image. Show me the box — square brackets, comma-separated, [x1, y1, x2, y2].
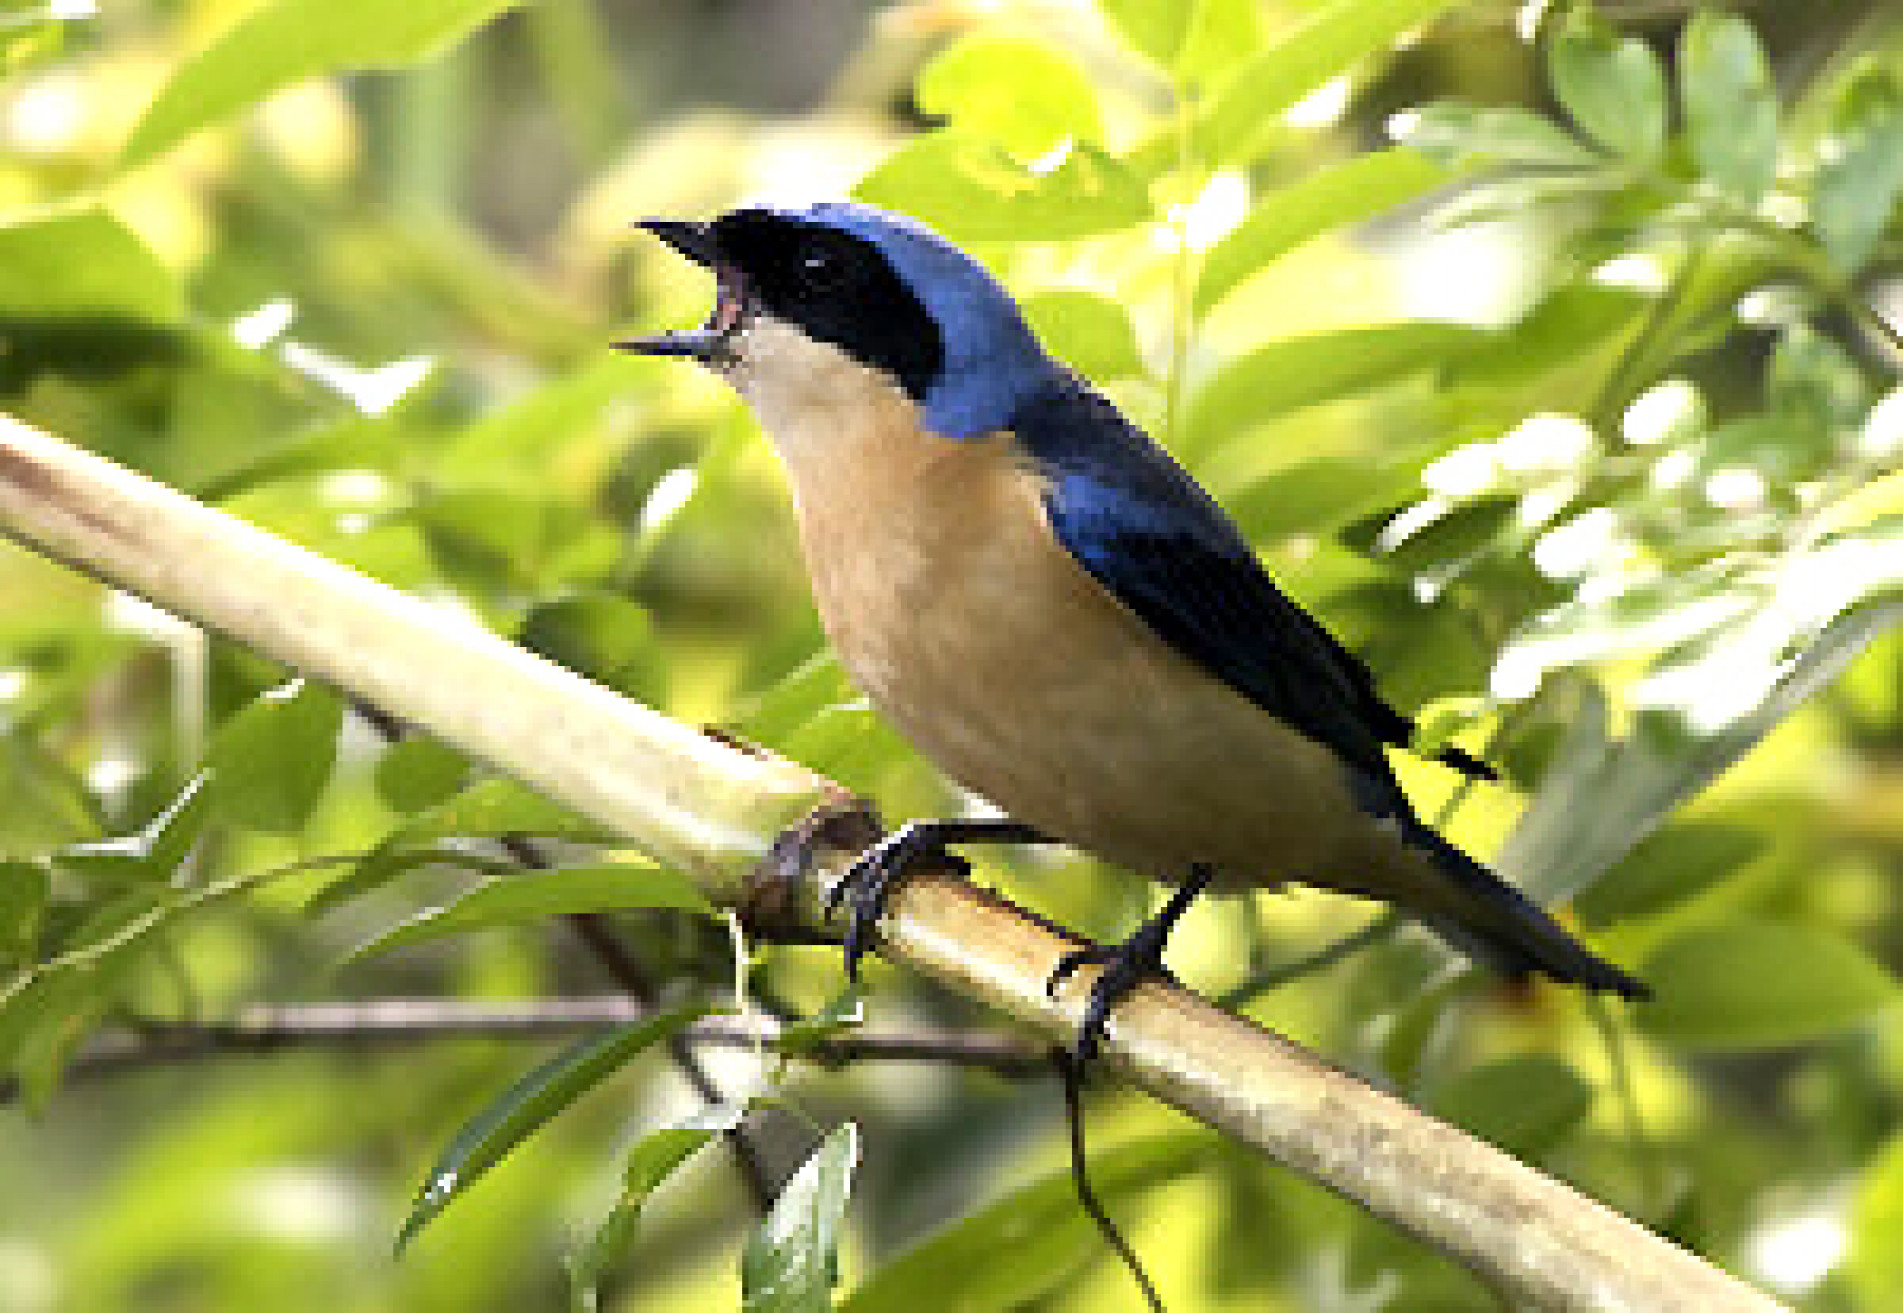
[1196, 150, 1451, 315]
[1548, 11, 1666, 162]
[1432, 1055, 1592, 1159]
[123, 0, 526, 168]
[348, 860, 712, 961]
[208, 680, 343, 833]
[1640, 921, 1896, 1051]
[1186, 322, 1490, 445]
[0, 210, 182, 322]
[1395, 102, 1600, 171]
[841, 1131, 1204, 1311]
[1574, 820, 1758, 927]
[387, 775, 615, 847]
[855, 130, 1152, 242]
[1813, 70, 1903, 273]
[916, 35, 1100, 155]
[374, 736, 472, 814]
[569, 1105, 747, 1310]
[1190, 0, 1462, 165]
[398, 1002, 708, 1253]
[0, 862, 48, 964]
[743, 1122, 859, 1313]
[1679, 11, 1777, 203]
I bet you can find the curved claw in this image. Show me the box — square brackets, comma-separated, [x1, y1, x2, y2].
[825, 823, 971, 981]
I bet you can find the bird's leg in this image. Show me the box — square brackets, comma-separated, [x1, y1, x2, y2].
[826, 818, 1051, 980]
[1047, 863, 1216, 1061]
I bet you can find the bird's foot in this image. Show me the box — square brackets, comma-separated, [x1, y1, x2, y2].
[824, 822, 971, 981]
[1045, 924, 1178, 1064]
[1045, 865, 1214, 1062]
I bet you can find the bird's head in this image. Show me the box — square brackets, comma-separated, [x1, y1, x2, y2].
[619, 202, 1056, 441]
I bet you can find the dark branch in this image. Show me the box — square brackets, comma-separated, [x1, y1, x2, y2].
[0, 997, 1048, 1105]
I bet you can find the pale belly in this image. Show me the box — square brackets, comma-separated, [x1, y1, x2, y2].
[790, 441, 1372, 888]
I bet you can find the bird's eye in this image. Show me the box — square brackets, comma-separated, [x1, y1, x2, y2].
[795, 244, 851, 293]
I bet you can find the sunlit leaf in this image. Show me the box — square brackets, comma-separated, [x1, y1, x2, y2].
[855, 130, 1152, 242]
[1548, 10, 1666, 162]
[1186, 323, 1490, 445]
[1679, 11, 1778, 203]
[1022, 289, 1145, 381]
[398, 1002, 709, 1253]
[840, 1131, 1204, 1311]
[122, 0, 527, 168]
[1431, 1054, 1592, 1159]
[1097, 0, 1191, 67]
[207, 680, 343, 833]
[1189, 0, 1463, 165]
[1852, 1130, 1903, 1306]
[915, 35, 1100, 156]
[1640, 920, 1897, 1050]
[1195, 150, 1452, 316]
[742, 1122, 858, 1313]
[0, 210, 182, 322]
[348, 860, 712, 961]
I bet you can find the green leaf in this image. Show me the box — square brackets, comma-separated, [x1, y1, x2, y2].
[122, 0, 526, 169]
[57, 771, 215, 884]
[0, 862, 48, 965]
[1196, 149, 1452, 316]
[1021, 290, 1145, 381]
[386, 775, 615, 848]
[915, 35, 1100, 156]
[1679, 10, 1778, 203]
[1394, 102, 1600, 172]
[1851, 1130, 1903, 1307]
[398, 1002, 708, 1253]
[840, 1131, 1204, 1311]
[1548, 11, 1666, 162]
[1185, 323, 1490, 445]
[0, 209, 183, 322]
[854, 130, 1152, 242]
[1640, 920, 1897, 1050]
[1173, 0, 1263, 83]
[742, 1122, 859, 1313]
[207, 680, 343, 833]
[1432, 1054, 1592, 1159]
[1574, 821, 1758, 927]
[1813, 69, 1903, 273]
[348, 861, 712, 962]
[374, 736, 473, 814]
[1190, 0, 1463, 165]
[1097, 0, 1191, 67]
[569, 1109, 741, 1309]
[773, 986, 865, 1059]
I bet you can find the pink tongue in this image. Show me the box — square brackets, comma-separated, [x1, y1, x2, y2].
[711, 268, 745, 331]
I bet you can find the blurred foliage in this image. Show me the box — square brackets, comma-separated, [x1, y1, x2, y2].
[3, 0, 1903, 1309]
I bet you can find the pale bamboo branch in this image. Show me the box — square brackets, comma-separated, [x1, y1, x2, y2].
[0, 414, 1783, 1312]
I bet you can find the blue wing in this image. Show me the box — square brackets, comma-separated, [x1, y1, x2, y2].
[1009, 378, 1491, 796]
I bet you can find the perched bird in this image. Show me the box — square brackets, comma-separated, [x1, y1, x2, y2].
[621, 201, 1646, 1057]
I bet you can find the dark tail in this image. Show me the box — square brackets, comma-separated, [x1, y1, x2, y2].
[1410, 827, 1649, 1001]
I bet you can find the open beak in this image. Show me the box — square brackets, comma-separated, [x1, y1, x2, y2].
[616, 219, 749, 363]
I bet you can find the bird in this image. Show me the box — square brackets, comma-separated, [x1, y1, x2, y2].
[619, 200, 1647, 1058]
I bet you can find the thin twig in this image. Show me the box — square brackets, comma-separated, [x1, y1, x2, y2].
[0, 998, 1049, 1106]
